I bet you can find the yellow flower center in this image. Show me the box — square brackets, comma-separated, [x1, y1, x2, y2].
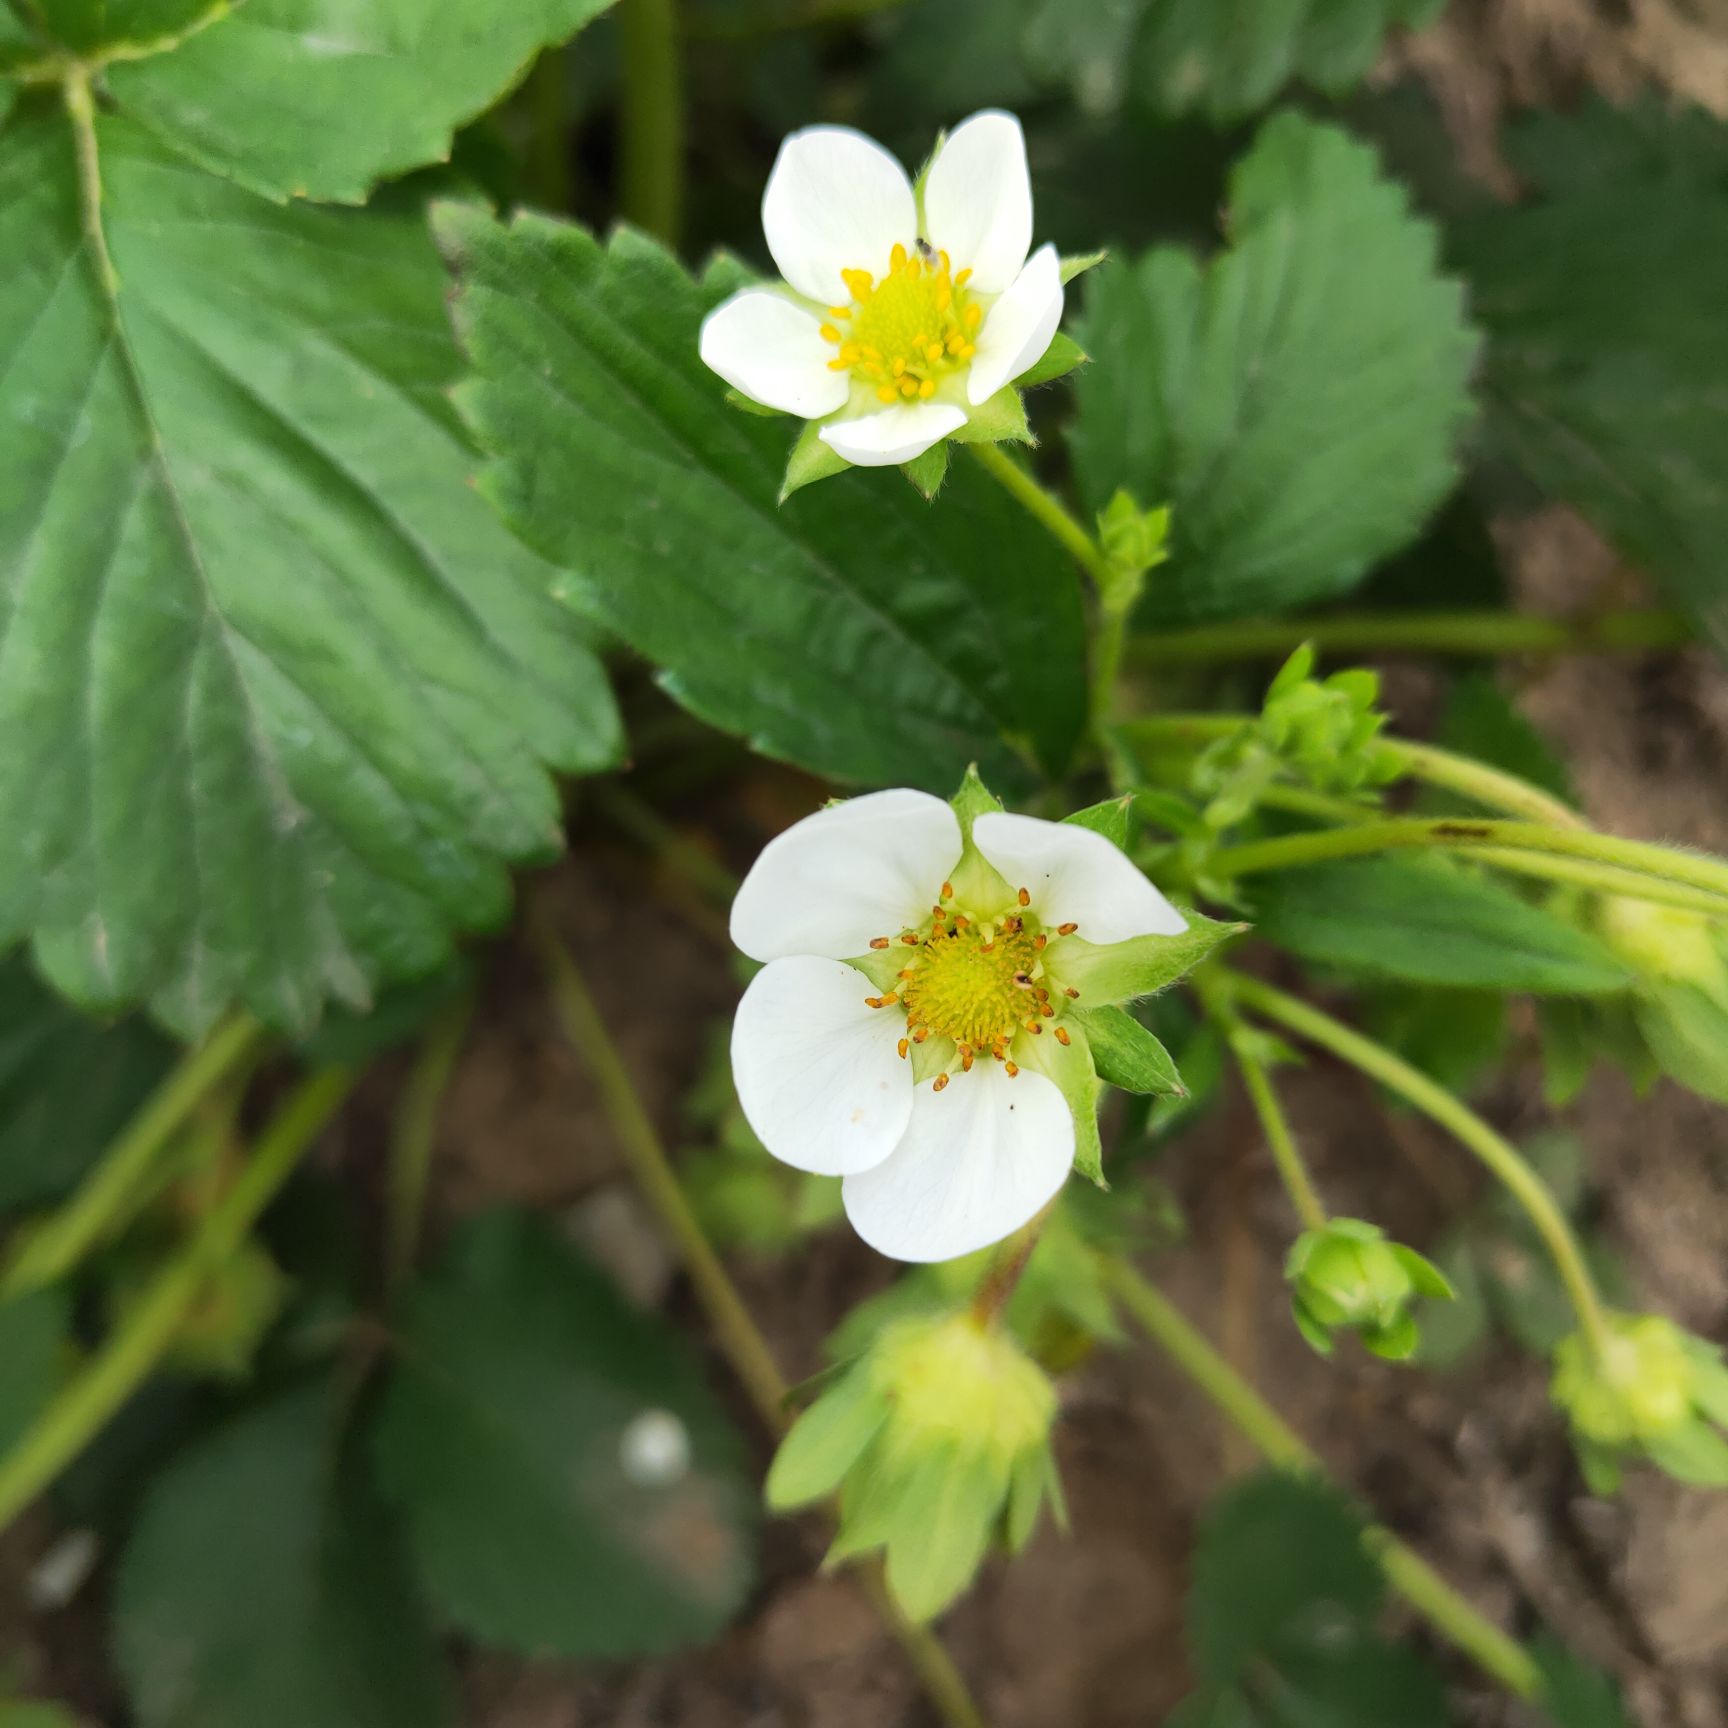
[821, 243, 984, 405]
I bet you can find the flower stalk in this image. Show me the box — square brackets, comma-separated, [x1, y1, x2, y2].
[1, 1012, 267, 1299]
[1222, 972, 1612, 1365]
[0, 1067, 354, 1536]
[1103, 1258, 1545, 1701]
[385, 1001, 472, 1295]
[531, 908, 989, 1728]
[616, 0, 684, 243]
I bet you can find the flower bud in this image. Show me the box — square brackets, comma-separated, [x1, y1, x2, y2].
[1596, 898, 1727, 993]
[766, 1313, 1063, 1620]
[1551, 1312, 1728, 1492]
[1285, 1218, 1453, 1362]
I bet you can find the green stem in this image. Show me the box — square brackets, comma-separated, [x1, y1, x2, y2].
[1214, 1009, 1328, 1233]
[385, 1002, 472, 1294]
[968, 1199, 1056, 1326]
[591, 780, 742, 903]
[1210, 816, 1728, 907]
[967, 442, 1111, 588]
[0, 1069, 353, 1535]
[616, 0, 684, 244]
[530, 908, 987, 1728]
[1122, 609, 1691, 665]
[1104, 1259, 1543, 1699]
[1223, 972, 1611, 1364]
[1119, 715, 1586, 830]
[525, 46, 573, 212]
[2, 1013, 266, 1298]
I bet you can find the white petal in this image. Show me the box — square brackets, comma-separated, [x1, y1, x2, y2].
[818, 402, 968, 467]
[732, 957, 914, 1177]
[966, 244, 1063, 406]
[922, 109, 1033, 292]
[842, 1064, 1072, 1262]
[698, 288, 851, 418]
[730, 787, 961, 963]
[762, 125, 917, 305]
[972, 811, 1187, 944]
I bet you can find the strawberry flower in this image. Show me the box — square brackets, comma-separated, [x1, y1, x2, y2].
[728, 781, 1191, 1262]
[699, 110, 1068, 475]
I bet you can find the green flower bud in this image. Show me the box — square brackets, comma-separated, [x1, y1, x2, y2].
[766, 1313, 1063, 1621]
[1285, 1218, 1453, 1362]
[1552, 1312, 1728, 1491]
[1596, 898, 1728, 994]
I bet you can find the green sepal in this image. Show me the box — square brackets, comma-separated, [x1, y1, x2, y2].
[1051, 912, 1246, 1005]
[1022, 1021, 1106, 1187]
[1062, 794, 1134, 852]
[1361, 1309, 1421, 1362]
[1291, 1299, 1335, 1357]
[1016, 332, 1088, 390]
[1643, 1418, 1728, 1487]
[1004, 1443, 1053, 1554]
[948, 386, 1032, 446]
[725, 387, 786, 418]
[1129, 788, 1209, 839]
[780, 420, 850, 502]
[1684, 1349, 1728, 1428]
[1075, 1005, 1185, 1097]
[1576, 1438, 1623, 1497]
[765, 1364, 889, 1510]
[1636, 982, 1728, 1104]
[949, 765, 1005, 839]
[902, 439, 950, 499]
[1060, 249, 1108, 285]
[881, 1442, 1002, 1623]
[1390, 1243, 1455, 1302]
[947, 767, 1012, 911]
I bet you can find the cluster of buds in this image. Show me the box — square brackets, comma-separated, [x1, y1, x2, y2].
[766, 1312, 1064, 1620]
[1551, 1312, 1728, 1493]
[1285, 1218, 1454, 1362]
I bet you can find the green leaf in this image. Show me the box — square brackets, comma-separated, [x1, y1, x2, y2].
[1643, 1419, 1728, 1487]
[0, 956, 172, 1213]
[0, 104, 620, 1036]
[1076, 1005, 1185, 1096]
[1, 0, 216, 66]
[0, 1703, 84, 1728]
[372, 1208, 756, 1658]
[1182, 1472, 1451, 1727]
[1251, 857, 1631, 994]
[1636, 983, 1728, 1105]
[114, 1378, 453, 1728]
[438, 206, 1088, 790]
[1053, 910, 1246, 1004]
[0, 1285, 69, 1452]
[1130, 0, 1446, 123]
[89, 0, 618, 204]
[1457, 102, 1728, 656]
[1532, 1636, 1633, 1728]
[1071, 113, 1476, 624]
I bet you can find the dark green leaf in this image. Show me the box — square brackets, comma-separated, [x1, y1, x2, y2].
[115, 1378, 453, 1728]
[0, 105, 620, 1035]
[1129, 0, 1445, 123]
[0, 1285, 69, 1452]
[1077, 1004, 1185, 1095]
[1362, 984, 1508, 1095]
[437, 206, 1088, 790]
[1532, 1636, 1632, 1728]
[0, 956, 172, 1213]
[1072, 113, 1476, 624]
[1458, 102, 1728, 654]
[1251, 856, 1631, 993]
[3, 0, 214, 65]
[372, 1209, 756, 1658]
[92, 0, 618, 204]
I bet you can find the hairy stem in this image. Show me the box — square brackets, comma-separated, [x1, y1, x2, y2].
[1122, 609, 1691, 665]
[969, 1199, 1057, 1325]
[1104, 1259, 1544, 1699]
[616, 0, 684, 243]
[1210, 816, 1728, 907]
[0, 1069, 354, 1535]
[2, 1013, 266, 1298]
[967, 442, 1111, 588]
[385, 1002, 472, 1295]
[530, 908, 987, 1728]
[1224, 972, 1611, 1364]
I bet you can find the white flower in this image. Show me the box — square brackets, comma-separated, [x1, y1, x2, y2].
[729, 788, 1186, 1262]
[698, 110, 1065, 469]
